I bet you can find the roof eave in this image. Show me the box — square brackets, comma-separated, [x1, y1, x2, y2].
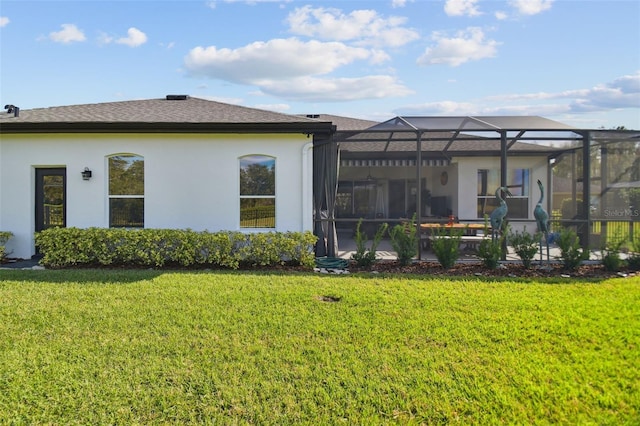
[0, 121, 336, 135]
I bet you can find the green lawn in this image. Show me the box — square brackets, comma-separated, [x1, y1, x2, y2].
[1, 270, 639, 424]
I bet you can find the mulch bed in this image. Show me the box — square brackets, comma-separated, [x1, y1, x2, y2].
[345, 260, 638, 280]
[2, 258, 638, 280]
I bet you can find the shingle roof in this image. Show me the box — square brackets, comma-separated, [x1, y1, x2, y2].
[0, 96, 336, 134]
[296, 114, 378, 131]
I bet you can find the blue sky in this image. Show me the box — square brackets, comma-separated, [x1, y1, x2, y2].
[1, 0, 639, 129]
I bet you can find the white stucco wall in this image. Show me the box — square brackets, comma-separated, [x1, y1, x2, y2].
[0, 133, 311, 259]
[454, 155, 549, 233]
[0, 138, 2, 232]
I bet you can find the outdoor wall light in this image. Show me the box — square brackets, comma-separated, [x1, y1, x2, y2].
[81, 167, 92, 180]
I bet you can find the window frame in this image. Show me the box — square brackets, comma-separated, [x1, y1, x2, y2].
[477, 168, 530, 219]
[108, 153, 145, 228]
[239, 154, 276, 229]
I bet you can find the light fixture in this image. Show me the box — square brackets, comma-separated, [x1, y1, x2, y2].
[81, 167, 92, 180]
[366, 166, 375, 181]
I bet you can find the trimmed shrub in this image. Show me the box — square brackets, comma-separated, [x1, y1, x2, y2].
[351, 219, 388, 268]
[478, 235, 504, 270]
[35, 228, 317, 269]
[0, 231, 13, 262]
[601, 234, 627, 272]
[508, 227, 542, 269]
[389, 215, 418, 266]
[556, 227, 589, 270]
[628, 236, 640, 271]
[431, 226, 463, 269]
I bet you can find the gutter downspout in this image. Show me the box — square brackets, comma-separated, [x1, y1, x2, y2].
[302, 141, 314, 232]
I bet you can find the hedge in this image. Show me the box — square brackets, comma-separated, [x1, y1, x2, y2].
[35, 227, 317, 269]
[0, 231, 13, 262]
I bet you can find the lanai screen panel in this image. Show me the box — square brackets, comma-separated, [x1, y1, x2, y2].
[589, 131, 640, 219]
[339, 116, 582, 150]
[365, 116, 578, 132]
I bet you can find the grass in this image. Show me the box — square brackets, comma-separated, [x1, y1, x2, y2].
[0, 269, 639, 424]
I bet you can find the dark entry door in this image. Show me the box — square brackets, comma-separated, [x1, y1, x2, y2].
[35, 168, 66, 233]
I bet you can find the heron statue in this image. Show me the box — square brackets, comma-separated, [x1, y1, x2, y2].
[533, 179, 550, 264]
[489, 186, 512, 242]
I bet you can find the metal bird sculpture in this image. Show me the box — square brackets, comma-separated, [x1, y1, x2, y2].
[489, 186, 512, 242]
[534, 179, 550, 264]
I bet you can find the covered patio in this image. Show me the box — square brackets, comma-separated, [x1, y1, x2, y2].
[313, 116, 640, 259]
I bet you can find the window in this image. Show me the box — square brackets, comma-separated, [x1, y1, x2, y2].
[109, 154, 144, 227]
[477, 168, 529, 219]
[337, 178, 419, 219]
[336, 180, 378, 218]
[336, 181, 354, 217]
[240, 155, 275, 228]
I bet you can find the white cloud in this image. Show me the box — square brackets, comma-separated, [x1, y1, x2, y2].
[195, 95, 245, 105]
[116, 27, 147, 47]
[189, 4, 416, 103]
[396, 100, 569, 117]
[486, 89, 586, 102]
[49, 24, 86, 43]
[286, 6, 419, 47]
[569, 72, 640, 111]
[211, 0, 292, 5]
[509, 0, 553, 16]
[494, 1, 553, 21]
[254, 103, 290, 112]
[97, 32, 114, 45]
[184, 37, 412, 102]
[486, 72, 640, 112]
[258, 75, 413, 102]
[0, 16, 9, 27]
[398, 100, 478, 115]
[404, 72, 640, 118]
[185, 38, 374, 82]
[417, 27, 500, 67]
[391, 0, 413, 8]
[368, 49, 392, 65]
[609, 71, 640, 93]
[444, 0, 482, 17]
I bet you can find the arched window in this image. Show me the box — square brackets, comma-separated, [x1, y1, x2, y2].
[108, 154, 144, 227]
[239, 155, 275, 228]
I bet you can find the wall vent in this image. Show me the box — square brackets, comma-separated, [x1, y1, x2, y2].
[166, 95, 189, 100]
